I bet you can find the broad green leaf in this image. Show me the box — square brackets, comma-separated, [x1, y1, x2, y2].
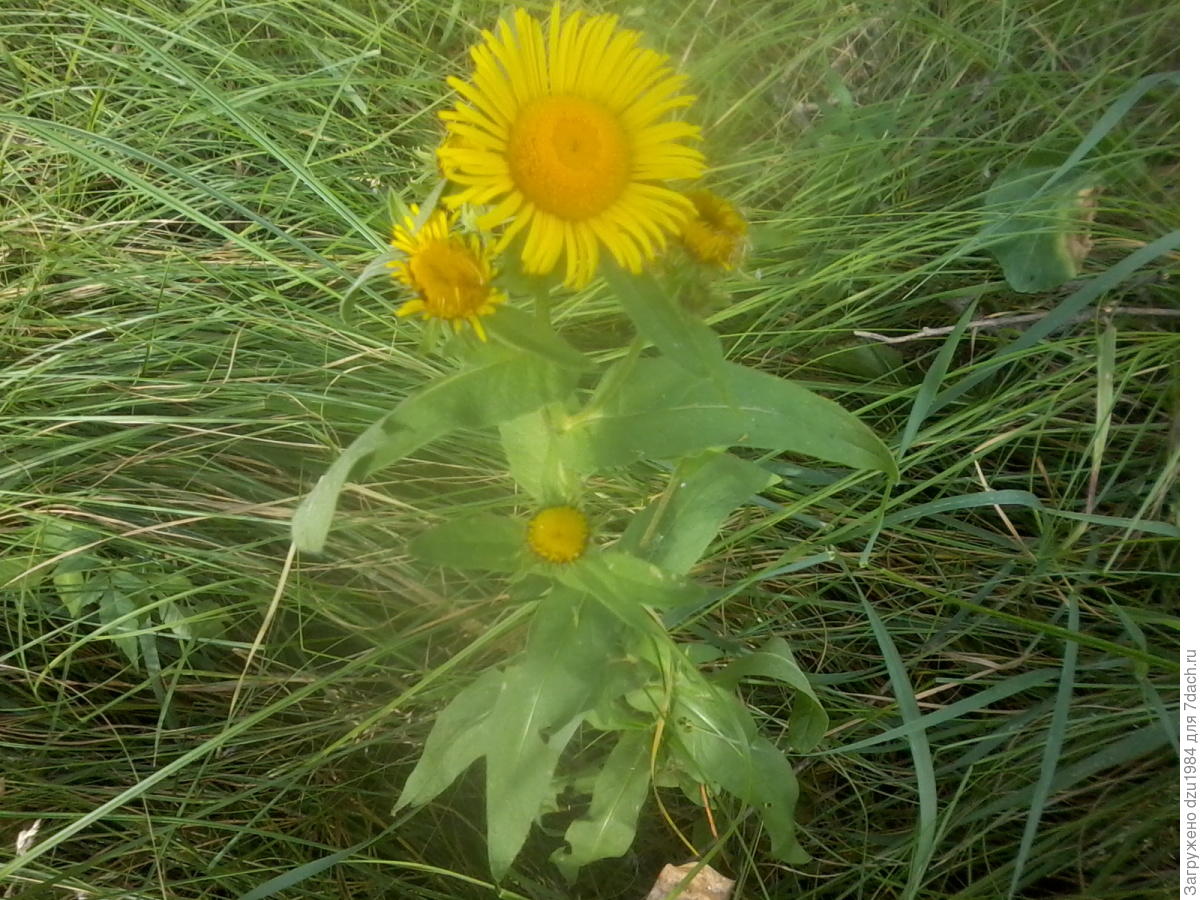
[29, 518, 98, 615]
[292, 353, 577, 554]
[498, 405, 581, 504]
[486, 306, 594, 372]
[564, 357, 896, 479]
[483, 590, 634, 878]
[54, 553, 100, 617]
[395, 668, 503, 810]
[98, 585, 141, 669]
[400, 589, 638, 877]
[0, 526, 51, 591]
[602, 259, 724, 379]
[620, 451, 776, 575]
[669, 666, 809, 864]
[714, 636, 828, 753]
[820, 342, 908, 382]
[557, 553, 709, 637]
[0, 557, 46, 591]
[552, 730, 653, 882]
[982, 163, 1098, 293]
[408, 513, 526, 572]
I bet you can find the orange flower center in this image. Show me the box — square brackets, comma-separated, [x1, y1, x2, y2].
[527, 505, 589, 564]
[508, 95, 630, 222]
[408, 239, 491, 318]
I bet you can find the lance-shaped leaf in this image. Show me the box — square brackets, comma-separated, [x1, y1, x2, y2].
[557, 552, 711, 640]
[408, 513, 526, 572]
[485, 687, 584, 880]
[398, 590, 637, 879]
[483, 590, 641, 878]
[499, 405, 581, 505]
[552, 730, 653, 882]
[489, 590, 642, 879]
[486, 306, 595, 372]
[620, 451, 777, 575]
[603, 259, 725, 379]
[292, 353, 577, 554]
[564, 357, 896, 479]
[394, 668, 503, 811]
[981, 162, 1099, 293]
[669, 664, 811, 865]
[714, 636, 828, 753]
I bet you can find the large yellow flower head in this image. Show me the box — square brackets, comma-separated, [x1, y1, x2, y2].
[389, 207, 504, 341]
[438, 4, 707, 290]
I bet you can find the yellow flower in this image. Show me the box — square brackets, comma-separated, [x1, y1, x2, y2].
[438, 4, 706, 289]
[678, 189, 748, 270]
[389, 207, 504, 341]
[527, 505, 589, 564]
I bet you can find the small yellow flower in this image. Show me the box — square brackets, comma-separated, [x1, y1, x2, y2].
[678, 189, 748, 270]
[527, 505, 589, 564]
[389, 207, 504, 341]
[438, 3, 706, 290]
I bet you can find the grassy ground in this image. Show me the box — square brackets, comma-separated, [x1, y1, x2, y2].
[0, 0, 1179, 897]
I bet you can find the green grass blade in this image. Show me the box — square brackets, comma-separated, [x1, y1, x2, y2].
[857, 585, 939, 899]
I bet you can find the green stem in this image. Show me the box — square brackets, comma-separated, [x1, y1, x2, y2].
[533, 285, 552, 330]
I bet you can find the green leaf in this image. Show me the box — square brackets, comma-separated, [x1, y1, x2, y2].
[565, 357, 897, 479]
[486, 705, 583, 880]
[714, 636, 828, 753]
[29, 518, 98, 615]
[602, 259, 724, 379]
[859, 590, 937, 898]
[98, 585, 141, 669]
[398, 589, 641, 879]
[982, 163, 1099, 293]
[819, 342, 908, 382]
[498, 405, 581, 505]
[395, 668, 503, 810]
[408, 513, 526, 573]
[620, 451, 776, 575]
[1007, 595, 1080, 899]
[669, 666, 810, 864]
[292, 353, 577, 554]
[552, 730, 653, 882]
[930, 229, 1179, 415]
[557, 553, 710, 636]
[486, 306, 594, 372]
[54, 553, 100, 617]
[0, 557, 46, 591]
[483, 590, 634, 879]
